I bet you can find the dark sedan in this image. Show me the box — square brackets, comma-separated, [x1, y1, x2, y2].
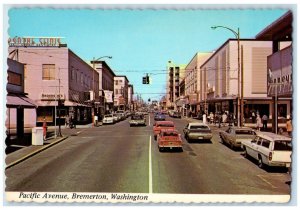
[154, 113, 166, 121]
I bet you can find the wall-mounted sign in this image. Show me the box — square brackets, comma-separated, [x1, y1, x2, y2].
[8, 36, 65, 47]
[104, 90, 113, 103]
[41, 93, 65, 101]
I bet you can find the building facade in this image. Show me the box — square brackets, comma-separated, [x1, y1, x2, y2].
[91, 60, 116, 116]
[199, 39, 291, 122]
[128, 84, 134, 111]
[166, 61, 186, 110]
[9, 46, 99, 125]
[6, 58, 37, 142]
[114, 76, 129, 111]
[184, 52, 212, 116]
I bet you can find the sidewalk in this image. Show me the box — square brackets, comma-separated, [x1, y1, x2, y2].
[5, 123, 93, 169]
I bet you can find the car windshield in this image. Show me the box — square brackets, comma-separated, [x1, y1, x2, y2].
[190, 125, 209, 130]
[236, 130, 253, 135]
[105, 115, 113, 118]
[163, 132, 178, 137]
[131, 115, 143, 120]
[159, 124, 174, 127]
[273, 140, 292, 151]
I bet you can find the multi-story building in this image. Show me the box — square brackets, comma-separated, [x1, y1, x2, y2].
[128, 84, 134, 111]
[255, 11, 292, 132]
[90, 60, 116, 116]
[184, 52, 212, 116]
[166, 61, 186, 110]
[8, 43, 99, 125]
[199, 38, 291, 123]
[114, 76, 129, 111]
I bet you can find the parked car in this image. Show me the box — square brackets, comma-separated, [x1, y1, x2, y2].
[219, 127, 256, 149]
[153, 121, 175, 140]
[183, 123, 212, 142]
[112, 114, 119, 123]
[129, 114, 146, 127]
[172, 111, 181, 118]
[154, 113, 166, 121]
[102, 114, 114, 124]
[157, 129, 183, 152]
[241, 132, 292, 169]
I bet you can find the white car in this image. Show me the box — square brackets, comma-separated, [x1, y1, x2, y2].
[241, 132, 292, 169]
[112, 114, 119, 123]
[102, 114, 114, 124]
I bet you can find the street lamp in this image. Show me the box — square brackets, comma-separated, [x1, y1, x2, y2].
[91, 56, 112, 125]
[211, 25, 242, 127]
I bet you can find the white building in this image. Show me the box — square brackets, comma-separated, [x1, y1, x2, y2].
[114, 76, 129, 111]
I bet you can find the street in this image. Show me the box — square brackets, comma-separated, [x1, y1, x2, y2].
[5, 114, 290, 195]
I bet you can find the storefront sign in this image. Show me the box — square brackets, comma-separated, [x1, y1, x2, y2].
[41, 93, 65, 101]
[119, 96, 125, 105]
[8, 36, 64, 47]
[104, 90, 113, 103]
[267, 46, 292, 97]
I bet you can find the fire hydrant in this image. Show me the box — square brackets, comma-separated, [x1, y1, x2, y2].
[43, 119, 47, 141]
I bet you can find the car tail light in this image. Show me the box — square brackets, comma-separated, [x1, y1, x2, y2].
[269, 152, 272, 161]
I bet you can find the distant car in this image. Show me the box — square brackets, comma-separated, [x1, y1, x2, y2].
[157, 129, 183, 152]
[154, 113, 166, 121]
[153, 121, 175, 140]
[219, 127, 256, 149]
[129, 114, 146, 127]
[172, 111, 181, 118]
[241, 132, 292, 169]
[112, 114, 119, 123]
[102, 114, 114, 124]
[183, 123, 212, 142]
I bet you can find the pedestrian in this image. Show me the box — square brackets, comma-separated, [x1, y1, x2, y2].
[251, 111, 256, 124]
[262, 114, 268, 131]
[222, 112, 227, 127]
[42, 117, 47, 141]
[286, 118, 292, 137]
[65, 115, 69, 128]
[256, 114, 263, 131]
[203, 112, 207, 124]
[209, 112, 214, 124]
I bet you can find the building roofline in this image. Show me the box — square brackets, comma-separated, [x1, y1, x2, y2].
[115, 75, 129, 83]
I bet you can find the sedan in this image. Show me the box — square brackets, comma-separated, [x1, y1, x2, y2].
[129, 114, 146, 127]
[183, 123, 212, 142]
[219, 127, 256, 150]
[157, 129, 183, 152]
[154, 113, 166, 121]
[102, 114, 114, 124]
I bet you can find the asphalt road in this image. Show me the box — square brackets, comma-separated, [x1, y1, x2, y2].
[5, 114, 291, 195]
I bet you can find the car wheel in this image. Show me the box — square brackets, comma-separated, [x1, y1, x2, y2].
[220, 136, 224, 144]
[244, 149, 248, 158]
[258, 156, 264, 169]
[159, 147, 163, 152]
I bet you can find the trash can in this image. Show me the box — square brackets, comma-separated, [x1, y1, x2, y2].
[32, 127, 44, 145]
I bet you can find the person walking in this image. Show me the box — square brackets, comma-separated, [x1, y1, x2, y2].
[251, 111, 256, 124]
[65, 115, 69, 128]
[262, 114, 268, 131]
[256, 114, 263, 131]
[42, 118, 47, 141]
[222, 112, 227, 127]
[286, 118, 292, 137]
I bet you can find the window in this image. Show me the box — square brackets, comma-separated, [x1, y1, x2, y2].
[261, 139, 271, 148]
[81, 72, 83, 84]
[115, 80, 118, 85]
[256, 137, 262, 145]
[115, 89, 118, 94]
[71, 67, 75, 80]
[42, 64, 55, 80]
[274, 141, 292, 151]
[8, 71, 22, 86]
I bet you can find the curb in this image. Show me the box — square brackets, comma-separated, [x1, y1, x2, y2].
[5, 136, 68, 170]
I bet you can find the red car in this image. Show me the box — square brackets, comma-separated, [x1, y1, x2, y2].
[157, 129, 183, 152]
[153, 121, 175, 140]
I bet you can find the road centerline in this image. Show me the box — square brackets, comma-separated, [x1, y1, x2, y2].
[149, 135, 153, 194]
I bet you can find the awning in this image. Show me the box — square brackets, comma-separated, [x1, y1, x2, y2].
[6, 95, 38, 108]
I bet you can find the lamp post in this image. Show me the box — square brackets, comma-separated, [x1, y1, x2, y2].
[211, 25, 241, 127]
[91, 56, 112, 125]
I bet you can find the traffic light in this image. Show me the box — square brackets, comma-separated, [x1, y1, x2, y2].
[142, 77, 147, 84]
[146, 75, 150, 84]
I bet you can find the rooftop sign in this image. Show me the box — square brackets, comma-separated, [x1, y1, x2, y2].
[8, 36, 65, 47]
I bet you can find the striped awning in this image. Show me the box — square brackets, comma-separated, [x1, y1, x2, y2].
[6, 95, 38, 108]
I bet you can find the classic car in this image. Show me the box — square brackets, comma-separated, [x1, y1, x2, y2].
[129, 114, 146, 126]
[154, 113, 166, 121]
[153, 121, 175, 140]
[241, 132, 292, 169]
[102, 114, 114, 124]
[219, 127, 256, 149]
[157, 129, 183, 152]
[183, 122, 212, 142]
[172, 111, 181, 118]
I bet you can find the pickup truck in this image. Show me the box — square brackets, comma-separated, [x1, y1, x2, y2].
[153, 121, 175, 140]
[241, 132, 292, 169]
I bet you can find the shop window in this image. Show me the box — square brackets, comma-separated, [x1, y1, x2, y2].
[8, 71, 22, 86]
[42, 64, 55, 80]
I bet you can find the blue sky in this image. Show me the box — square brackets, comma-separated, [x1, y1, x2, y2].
[8, 8, 288, 101]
